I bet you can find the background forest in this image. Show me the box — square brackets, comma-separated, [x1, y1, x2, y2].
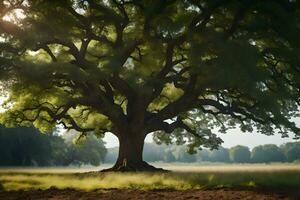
[0, 126, 106, 166]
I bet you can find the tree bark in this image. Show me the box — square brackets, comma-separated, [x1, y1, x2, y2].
[101, 131, 166, 172]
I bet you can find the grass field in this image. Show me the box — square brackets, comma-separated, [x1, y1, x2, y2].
[0, 163, 300, 192]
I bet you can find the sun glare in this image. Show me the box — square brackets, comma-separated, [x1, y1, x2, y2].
[2, 8, 26, 23]
[0, 96, 8, 113]
[0, 84, 9, 113]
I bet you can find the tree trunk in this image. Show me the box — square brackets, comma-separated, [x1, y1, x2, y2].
[101, 132, 166, 172]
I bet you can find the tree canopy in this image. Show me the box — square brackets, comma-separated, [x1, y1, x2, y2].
[1, 0, 300, 171]
[251, 144, 285, 163]
[229, 145, 251, 163]
[281, 142, 300, 162]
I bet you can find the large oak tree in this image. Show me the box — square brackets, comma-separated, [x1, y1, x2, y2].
[0, 0, 300, 171]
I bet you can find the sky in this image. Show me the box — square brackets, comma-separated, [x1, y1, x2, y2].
[103, 129, 299, 149]
[104, 117, 300, 149]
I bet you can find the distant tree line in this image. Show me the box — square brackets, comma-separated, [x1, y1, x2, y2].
[0, 126, 106, 166]
[105, 142, 300, 164]
[1, 125, 299, 166]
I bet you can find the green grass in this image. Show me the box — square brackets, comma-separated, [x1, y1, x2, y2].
[0, 164, 300, 191]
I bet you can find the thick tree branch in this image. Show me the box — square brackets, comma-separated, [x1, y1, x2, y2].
[42, 45, 57, 62]
[224, 1, 250, 39]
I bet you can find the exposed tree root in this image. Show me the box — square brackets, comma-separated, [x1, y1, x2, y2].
[101, 160, 169, 172]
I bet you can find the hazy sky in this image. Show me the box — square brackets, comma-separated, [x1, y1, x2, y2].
[103, 118, 300, 148]
[103, 129, 299, 149]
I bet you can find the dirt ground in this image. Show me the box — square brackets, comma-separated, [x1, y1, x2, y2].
[0, 188, 299, 200]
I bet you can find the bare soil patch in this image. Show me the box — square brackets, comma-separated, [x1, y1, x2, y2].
[0, 188, 298, 200]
